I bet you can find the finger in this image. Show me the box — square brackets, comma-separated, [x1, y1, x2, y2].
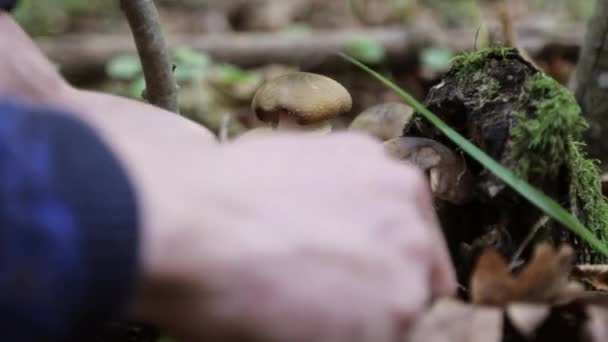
[404, 163, 457, 297]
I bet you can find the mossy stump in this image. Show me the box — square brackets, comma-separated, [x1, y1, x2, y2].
[404, 48, 608, 286]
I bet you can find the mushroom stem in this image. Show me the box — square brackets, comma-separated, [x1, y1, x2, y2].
[276, 113, 332, 133]
[384, 137, 475, 205]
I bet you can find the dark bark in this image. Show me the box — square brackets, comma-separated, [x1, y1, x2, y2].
[120, 0, 178, 113]
[573, 0, 608, 165]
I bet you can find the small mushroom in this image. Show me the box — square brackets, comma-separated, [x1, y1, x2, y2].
[251, 72, 352, 133]
[349, 102, 414, 141]
[384, 137, 475, 205]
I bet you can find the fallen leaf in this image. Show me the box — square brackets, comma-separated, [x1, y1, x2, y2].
[572, 265, 608, 291]
[471, 243, 583, 306]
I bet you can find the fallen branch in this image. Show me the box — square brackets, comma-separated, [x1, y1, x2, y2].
[120, 0, 178, 112]
[38, 22, 584, 72]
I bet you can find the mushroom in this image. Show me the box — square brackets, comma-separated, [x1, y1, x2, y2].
[349, 102, 414, 141]
[251, 72, 352, 133]
[384, 137, 475, 205]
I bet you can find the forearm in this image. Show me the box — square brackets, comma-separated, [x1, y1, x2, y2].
[0, 100, 140, 340]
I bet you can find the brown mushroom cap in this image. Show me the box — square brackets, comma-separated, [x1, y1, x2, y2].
[349, 102, 414, 141]
[384, 137, 475, 205]
[251, 72, 352, 125]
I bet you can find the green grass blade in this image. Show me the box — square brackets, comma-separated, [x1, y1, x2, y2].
[340, 53, 608, 258]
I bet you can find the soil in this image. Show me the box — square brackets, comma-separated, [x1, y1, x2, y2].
[91, 322, 160, 342]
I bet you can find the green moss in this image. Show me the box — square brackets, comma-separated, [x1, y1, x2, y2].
[451, 47, 608, 261]
[443, 47, 608, 261]
[508, 72, 608, 262]
[568, 141, 608, 262]
[477, 76, 500, 100]
[510, 73, 587, 177]
[450, 46, 515, 78]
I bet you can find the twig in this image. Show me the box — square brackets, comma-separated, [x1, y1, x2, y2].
[496, 0, 541, 70]
[509, 215, 550, 270]
[120, 0, 178, 113]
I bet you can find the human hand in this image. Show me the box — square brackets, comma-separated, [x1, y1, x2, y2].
[125, 132, 456, 342]
[61, 90, 456, 341]
[1, 13, 456, 341]
[60, 93, 456, 341]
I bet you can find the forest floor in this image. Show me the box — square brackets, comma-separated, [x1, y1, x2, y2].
[17, 1, 608, 341]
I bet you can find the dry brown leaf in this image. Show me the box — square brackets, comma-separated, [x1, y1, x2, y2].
[471, 243, 583, 306]
[572, 265, 608, 291]
[470, 247, 513, 306]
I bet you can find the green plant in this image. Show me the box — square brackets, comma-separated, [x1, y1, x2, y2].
[347, 36, 386, 65]
[341, 53, 608, 258]
[14, 0, 113, 36]
[419, 47, 454, 73]
[214, 64, 258, 85]
[105, 47, 211, 99]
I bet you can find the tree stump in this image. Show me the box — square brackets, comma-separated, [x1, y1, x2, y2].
[403, 48, 608, 288]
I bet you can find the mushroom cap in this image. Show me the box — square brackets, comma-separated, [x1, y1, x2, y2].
[349, 102, 413, 141]
[383, 137, 475, 205]
[251, 72, 352, 125]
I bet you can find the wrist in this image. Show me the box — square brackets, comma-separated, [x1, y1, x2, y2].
[122, 154, 218, 325]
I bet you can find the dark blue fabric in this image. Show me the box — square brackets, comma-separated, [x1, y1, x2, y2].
[0, 100, 140, 341]
[0, 0, 17, 11]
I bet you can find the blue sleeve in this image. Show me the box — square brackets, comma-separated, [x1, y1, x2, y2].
[0, 100, 140, 341]
[1, 0, 18, 11]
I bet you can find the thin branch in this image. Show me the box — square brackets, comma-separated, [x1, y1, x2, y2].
[496, 0, 540, 69]
[120, 0, 178, 113]
[509, 215, 550, 270]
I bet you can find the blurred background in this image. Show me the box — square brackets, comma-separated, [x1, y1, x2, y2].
[13, 0, 595, 138]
